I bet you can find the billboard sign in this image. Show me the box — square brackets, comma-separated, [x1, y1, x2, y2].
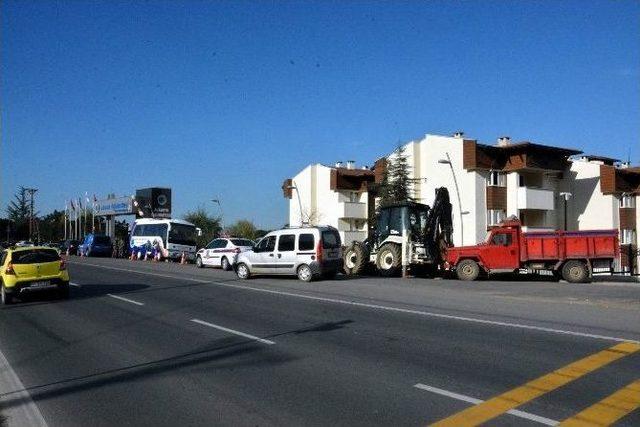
[94, 197, 133, 216]
[135, 187, 172, 219]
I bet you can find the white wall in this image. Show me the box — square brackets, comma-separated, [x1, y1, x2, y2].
[566, 160, 618, 231]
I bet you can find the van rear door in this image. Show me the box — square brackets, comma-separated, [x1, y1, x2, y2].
[321, 230, 342, 260]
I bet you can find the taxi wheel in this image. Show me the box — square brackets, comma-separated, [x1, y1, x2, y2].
[1, 285, 13, 305]
[221, 257, 231, 271]
[196, 256, 204, 268]
[58, 282, 70, 299]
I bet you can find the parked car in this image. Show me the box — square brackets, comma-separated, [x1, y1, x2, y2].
[234, 226, 343, 282]
[15, 240, 35, 247]
[0, 246, 70, 304]
[78, 234, 113, 257]
[196, 238, 255, 270]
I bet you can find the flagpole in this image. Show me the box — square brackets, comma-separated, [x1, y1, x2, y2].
[64, 202, 67, 240]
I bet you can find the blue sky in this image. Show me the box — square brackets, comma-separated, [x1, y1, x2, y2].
[2, 0, 639, 228]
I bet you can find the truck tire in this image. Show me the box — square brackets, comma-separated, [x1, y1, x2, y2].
[562, 260, 589, 283]
[376, 243, 402, 277]
[456, 259, 480, 281]
[343, 242, 369, 276]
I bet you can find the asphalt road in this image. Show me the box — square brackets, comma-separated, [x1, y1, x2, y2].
[0, 257, 638, 426]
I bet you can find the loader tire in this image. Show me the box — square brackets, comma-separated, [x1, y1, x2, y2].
[343, 242, 369, 276]
[376, 243, 402, 277]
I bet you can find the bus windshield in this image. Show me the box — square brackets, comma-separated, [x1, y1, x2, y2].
[168, 223, 197, 246]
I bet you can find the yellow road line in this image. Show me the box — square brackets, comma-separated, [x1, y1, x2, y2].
[430, 342, 640, 427]
[558, 379, 640, 427]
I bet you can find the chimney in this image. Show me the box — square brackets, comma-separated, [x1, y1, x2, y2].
[453, 131, 464, 138]
[346, 160, 355, 170]
[497, 136, 511, 147]
[335, 161, 343, 168]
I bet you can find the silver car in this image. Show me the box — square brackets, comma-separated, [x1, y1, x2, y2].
[234, 226, 343, 282]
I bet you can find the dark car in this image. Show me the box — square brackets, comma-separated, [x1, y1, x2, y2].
[78, 234, 113, 257]
[61, 239, 80, 255]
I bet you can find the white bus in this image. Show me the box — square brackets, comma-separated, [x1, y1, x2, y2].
[130, 218, 201, 261]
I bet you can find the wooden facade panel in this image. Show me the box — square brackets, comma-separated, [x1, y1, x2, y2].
[600, 165, 617, 194]
[486, 186, 507, 210]
[281, 178, 292, 199]
[619, 207, 636, 230]
[330, 168, 375, 191]
[374, 158, 387, 183]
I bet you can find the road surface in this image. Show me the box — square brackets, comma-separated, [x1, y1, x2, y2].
[1, 257, 638, 426]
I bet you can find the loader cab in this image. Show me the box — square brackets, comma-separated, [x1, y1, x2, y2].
[374, 202, 430, 244]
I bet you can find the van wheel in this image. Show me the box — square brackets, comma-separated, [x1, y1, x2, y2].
[1, 285, 13, 305]
[376, 243, 401, 277]
[236, 263, 251, 280]
[297, 264, 314, 282]
[343, 242, 369, 276]
[456, 259, 480, 281]
[562, 260, 589, 283]
[221, 257, 231, 271]
[195, 256, 204, 268]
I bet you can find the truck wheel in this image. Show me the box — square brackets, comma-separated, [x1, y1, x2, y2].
[562, 260, 589, 283]
[343, 242, 369, 276]
[376, 243, 402, 277]
[456, 259, 480, 281]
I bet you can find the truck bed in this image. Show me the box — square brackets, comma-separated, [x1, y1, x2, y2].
[521, 230, 619, 262]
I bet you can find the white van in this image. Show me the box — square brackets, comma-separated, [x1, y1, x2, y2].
[234, 226, 343, 282]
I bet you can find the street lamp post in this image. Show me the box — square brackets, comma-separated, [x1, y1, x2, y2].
[212, 198, 224, 235]
[559, 192, 572, 231]
[286, 181, 305, 226]
[438, 153, 467, 246]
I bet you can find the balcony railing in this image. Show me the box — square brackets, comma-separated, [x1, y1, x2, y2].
[517, 187, 555, 210]
[338, 202, 367, 219]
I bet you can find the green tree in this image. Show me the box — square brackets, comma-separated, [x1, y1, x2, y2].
[183, 207, 222, 248]
[228, 219, 258, 239]
[377, 144, 415, 208]
[6, 187, 33, 240]
[38, 210, 65, 242]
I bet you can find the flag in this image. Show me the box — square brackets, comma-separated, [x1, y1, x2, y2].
[85, 192, 90, 204]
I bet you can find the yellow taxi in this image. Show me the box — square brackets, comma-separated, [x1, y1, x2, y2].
[0, 246, 70, 305]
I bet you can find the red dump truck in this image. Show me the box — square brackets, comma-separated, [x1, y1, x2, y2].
[445, 219, 619, 283]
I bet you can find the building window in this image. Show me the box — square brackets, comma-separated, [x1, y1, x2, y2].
[487, 171, 506, 187]
[620, 229, 636, 245]
[620, 194, 636, 208]
[487, 209, 506, 227]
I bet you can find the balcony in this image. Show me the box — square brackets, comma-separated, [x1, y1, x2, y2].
[517, 187, 554, 210]
[341, 230, 367, 245]
[338, 202, 367, 219]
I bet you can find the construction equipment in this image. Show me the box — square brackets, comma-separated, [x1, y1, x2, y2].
[343, 187, 453, 277]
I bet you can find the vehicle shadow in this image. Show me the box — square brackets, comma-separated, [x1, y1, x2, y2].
[0, 319, 353, 410]
[2, 283, 151, 309]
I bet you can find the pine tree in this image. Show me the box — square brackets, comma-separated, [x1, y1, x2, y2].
[377, 144, 415, 208]
[6, 187, 30, 225]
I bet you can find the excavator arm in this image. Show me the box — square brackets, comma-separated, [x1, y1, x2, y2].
[423, 187, 453, 264]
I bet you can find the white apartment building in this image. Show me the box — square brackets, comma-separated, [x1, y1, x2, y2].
[283, 132, 639, 271]
[282, 161, 375, 246]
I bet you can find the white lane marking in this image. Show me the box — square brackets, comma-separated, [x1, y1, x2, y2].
[69, 282, 81, 288]
[0, 347, 48, 427]
[190, 319, 275, 345]
[414, 383, 558, 426]
[107, 294, 145, 306]
[71, 261, 639, 343]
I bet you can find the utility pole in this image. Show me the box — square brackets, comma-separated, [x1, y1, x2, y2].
[24, 188, 38, 241]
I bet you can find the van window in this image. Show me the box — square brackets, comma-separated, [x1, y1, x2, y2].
[278, 235, 295, 252]
[256, 235, 276, 252]
[321, 230, 341, 249]
[298, 234, 315, 251]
